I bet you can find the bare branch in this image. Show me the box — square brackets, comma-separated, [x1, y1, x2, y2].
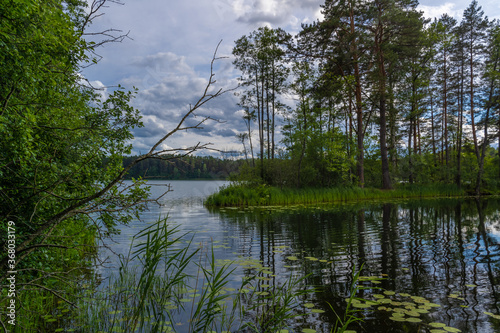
[1, 42, 233, 278]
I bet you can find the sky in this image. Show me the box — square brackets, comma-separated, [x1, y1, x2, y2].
[82, 0, 500, 157]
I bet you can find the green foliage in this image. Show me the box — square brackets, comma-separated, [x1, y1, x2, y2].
[330, 265, 368, 333]
[231, 0, 500, 194]
[0, 0, 148, 329]
[74, 217, 311, 332]
[205, 182, 466, 207]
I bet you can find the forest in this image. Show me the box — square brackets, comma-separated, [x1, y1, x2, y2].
[123, 155, 242, 180]
[1, 0, 500, 331]
[230, 0, 500, 195]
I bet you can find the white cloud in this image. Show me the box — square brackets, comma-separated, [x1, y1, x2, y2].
[419, 2, 461, 20]
[82, 0, 500, 156]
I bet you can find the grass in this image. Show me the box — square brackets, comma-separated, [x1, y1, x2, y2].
[204, 183, 468, 207]
[330, 264, 372, 333]
[71, 218, 241, 332]
[70, 217, 315, 332]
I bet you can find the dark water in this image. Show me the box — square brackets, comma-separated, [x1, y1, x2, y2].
[103, 181, 500, 333]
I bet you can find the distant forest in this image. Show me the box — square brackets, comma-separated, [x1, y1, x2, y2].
[123, 155, 243, 180]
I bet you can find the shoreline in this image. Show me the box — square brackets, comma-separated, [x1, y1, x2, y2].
[204, 183, 498, 207]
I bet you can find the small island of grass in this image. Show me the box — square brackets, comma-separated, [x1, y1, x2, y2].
[205, 182, 472, 207]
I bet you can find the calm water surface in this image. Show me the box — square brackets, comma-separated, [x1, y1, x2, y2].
[101, 180, 500, 333]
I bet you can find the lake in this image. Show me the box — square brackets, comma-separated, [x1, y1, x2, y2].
[99, 180, 500, 333]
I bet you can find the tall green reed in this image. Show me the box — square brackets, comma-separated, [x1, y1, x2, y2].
[74, 217, 313, 332]
[241, 274, 313, 332]
[205, 183, 467, 207]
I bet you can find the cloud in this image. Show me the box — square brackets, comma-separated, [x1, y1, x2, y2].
[83, 0, 500, 158]
[116, 50, 244, 155]
[234, 0, 321, 27]
[419, 2, 462, 20]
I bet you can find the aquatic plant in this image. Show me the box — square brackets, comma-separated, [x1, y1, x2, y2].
[329, 264, 374, 333]
[241, 274, 313, 332]
[71, 217, 313, 332]
[205, 183, 467, 207]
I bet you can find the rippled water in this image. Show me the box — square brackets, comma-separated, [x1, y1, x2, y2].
[101, 181, 500, 333]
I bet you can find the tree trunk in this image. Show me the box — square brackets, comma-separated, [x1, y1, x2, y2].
[375, 22, 392, 190]
[443, 49, 449, 167]
[257, 68, 264, 179]
[350, 4, 365, 188]
[475, 55, 498, 195]
[266, 78, 270, 160]
[475, 101, 491, 195]
[408, 112, 413, 184]
[456, 48, 465, 188]
[469, 41, 480, 160]
[271, 59, 276, 160]
[430, 90, 437, 167]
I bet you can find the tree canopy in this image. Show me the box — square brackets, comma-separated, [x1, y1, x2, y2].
[232, 0, 500, 194]
[0, 0, 228, 329]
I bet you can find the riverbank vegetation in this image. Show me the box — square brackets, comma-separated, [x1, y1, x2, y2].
[73, 218, 318, 333]
[229, 0, 500, 197]
[205, 182, 467, 207]
[2, 0, 499, 331]
[0, 0, 229, 330]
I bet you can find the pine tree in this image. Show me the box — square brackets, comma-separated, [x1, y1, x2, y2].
[461, 0, 489, 161]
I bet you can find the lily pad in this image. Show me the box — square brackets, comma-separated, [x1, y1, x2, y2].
[405, 317, 422, 323]
[352, 303, 371, 308]
[311, 309, 325, 313]
[405, 310, 420, 317]
[304, 303, 315, 308]
[378, 298, 392, 304]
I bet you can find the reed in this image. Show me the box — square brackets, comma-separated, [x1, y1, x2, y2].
[241, 274, 313, 332]
[205, 183, 467, 207]
[330, 264, 367, 333]
[71, 217, 313, 332]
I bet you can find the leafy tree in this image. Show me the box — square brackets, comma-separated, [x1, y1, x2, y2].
[461, 0, 489, 160]
[298, 0, 372, 188]
[233, 27, 290, 180]
[0, 0, 228, 329]
[476, 20, 500, 194]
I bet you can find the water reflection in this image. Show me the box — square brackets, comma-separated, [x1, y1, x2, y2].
[103, 181, 500, 332]
[211, 199, 500, 332]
